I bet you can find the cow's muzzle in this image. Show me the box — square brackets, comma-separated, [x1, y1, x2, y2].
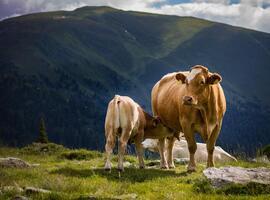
[182, 96, 194, 105]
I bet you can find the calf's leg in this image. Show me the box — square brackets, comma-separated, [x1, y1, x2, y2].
[158, 138, 168, 169]
[118, 128, 130, 172]
[134, 132, 145, 169]
[104, 130, 116, 171]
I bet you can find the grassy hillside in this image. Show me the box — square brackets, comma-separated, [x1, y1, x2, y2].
[0, 145, 270, 199]
[0, 6, 270, 154]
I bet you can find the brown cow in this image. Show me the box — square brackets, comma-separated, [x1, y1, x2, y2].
[104, 95, 173, 172]
[152, 65, 226, 171]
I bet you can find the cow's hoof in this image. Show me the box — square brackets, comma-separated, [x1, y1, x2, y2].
[207, 163, 214, 168]
[187, 165, 196, 173]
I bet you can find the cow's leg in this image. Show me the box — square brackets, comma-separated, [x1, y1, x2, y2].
[182, 124, 197, 172]
[134, 131, 145, 169]
[118, 128, 130, 172]
[104, 129, 116, 171]
[158, 138, 168, 169]
[167, 137, 176, 168]
[186, 134, 197, 172]
[206, 124, 221, 168]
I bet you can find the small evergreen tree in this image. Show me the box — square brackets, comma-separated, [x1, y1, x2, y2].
[37, 117, 49, 143]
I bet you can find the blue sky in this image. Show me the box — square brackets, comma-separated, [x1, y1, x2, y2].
[1, 0, 270, 33]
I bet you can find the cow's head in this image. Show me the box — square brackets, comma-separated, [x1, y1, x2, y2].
[175, 65, 222, 107]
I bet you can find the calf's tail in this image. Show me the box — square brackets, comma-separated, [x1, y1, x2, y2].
[113, 95, 122, 134]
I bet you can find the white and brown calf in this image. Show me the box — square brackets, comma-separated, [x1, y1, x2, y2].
[104, 95, 173, 172]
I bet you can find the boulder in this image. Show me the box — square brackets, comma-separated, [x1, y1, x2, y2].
[0, 157, 30, 168]
[142, 139, 237, 163]
[203, 167, 270, 188]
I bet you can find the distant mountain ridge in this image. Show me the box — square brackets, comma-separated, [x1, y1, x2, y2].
[0, 6, 269, 155]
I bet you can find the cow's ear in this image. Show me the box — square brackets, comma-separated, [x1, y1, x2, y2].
[175, 73, 186, 83]
[152, 116, 161, 127]
[207, 73, 222, 84]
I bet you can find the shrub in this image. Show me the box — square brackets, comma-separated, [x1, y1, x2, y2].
[21, 142, 66, 155]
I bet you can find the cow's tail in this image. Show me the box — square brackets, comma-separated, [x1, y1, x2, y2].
[113, 95, 122, 134]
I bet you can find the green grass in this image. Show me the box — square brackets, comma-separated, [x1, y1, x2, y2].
[0, 145, 270, 200]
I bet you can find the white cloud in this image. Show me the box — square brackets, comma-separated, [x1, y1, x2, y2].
[192, 0, 231, 4]
[1, 0, 270, 33]
[149, 2, 270, 33]
[240, 0, 270, 7]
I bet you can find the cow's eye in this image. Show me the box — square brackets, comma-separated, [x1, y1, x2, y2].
[200, 81, 205, 85]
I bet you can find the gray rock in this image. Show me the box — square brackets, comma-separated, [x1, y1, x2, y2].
[25, 187, 51, 194]
[203, 167, 270, 188]
[0, 157, 30, 168]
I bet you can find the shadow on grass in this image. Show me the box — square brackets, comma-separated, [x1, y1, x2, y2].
[51, 167, 188, 183]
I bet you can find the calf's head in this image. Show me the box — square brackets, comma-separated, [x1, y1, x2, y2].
[144, 116, 174, 139]
[175, 65, 222, 107]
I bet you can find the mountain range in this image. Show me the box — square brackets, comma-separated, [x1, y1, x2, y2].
[0, 6, 270, 155]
